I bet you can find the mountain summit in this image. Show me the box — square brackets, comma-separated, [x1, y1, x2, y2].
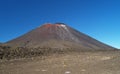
[6, 23, 114, 50]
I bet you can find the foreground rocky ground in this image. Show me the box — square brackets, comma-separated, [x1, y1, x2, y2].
[0, 50, 120, 74]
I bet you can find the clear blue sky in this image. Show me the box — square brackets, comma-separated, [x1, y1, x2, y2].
[0, 0, 120, 49]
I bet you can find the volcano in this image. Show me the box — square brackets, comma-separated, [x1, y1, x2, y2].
[6, 23, 114, 50]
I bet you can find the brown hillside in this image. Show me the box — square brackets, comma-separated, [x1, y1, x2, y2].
[6, 23, 115, 50]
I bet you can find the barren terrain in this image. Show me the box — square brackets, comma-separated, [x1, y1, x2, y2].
[0, 50, 120, 74]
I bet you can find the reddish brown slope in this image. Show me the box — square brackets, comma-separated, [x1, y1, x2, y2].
[6, 23, 114, 49]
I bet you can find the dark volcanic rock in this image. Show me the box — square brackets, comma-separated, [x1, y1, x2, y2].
[6, 23, 115, 50]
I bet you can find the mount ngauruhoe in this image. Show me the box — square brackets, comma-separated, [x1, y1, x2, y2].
[6, 23, 115, 50]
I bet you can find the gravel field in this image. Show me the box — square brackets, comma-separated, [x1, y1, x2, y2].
[0, 51, 120, 74]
